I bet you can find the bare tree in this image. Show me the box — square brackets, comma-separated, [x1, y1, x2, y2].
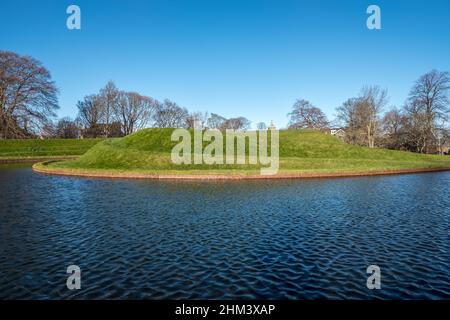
[221, 117, 251, 131]
[256, 122, 267, 130]
[381, 107, 408, 150]
[402, 101, 429, 152]
[56, 117, 80, 139]
[205, 113, 251, 131]
[40, 121, 57, 138]
[383, 108, 403, 136]
[336, 97, 365, 145]
[405, 70, 450, 153]
[287, 99, 329, 130]
[99, 81, 120, 137]
[207, 113, 226, 129]
[336, 86, 387, 148]
[0, 51, 59, 138]
[360, 86, 388, 148]
[77, 94, 105, 137]
[186, 111, 209, 129]
[115, 91, 156, 135]
[153, 99, 189, 128]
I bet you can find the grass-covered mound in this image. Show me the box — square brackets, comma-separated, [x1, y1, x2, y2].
[33, 128, 450, 177]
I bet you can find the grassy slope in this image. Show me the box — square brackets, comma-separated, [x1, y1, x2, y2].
[37, 128, 450, 175]
[0, 138, 104, 159]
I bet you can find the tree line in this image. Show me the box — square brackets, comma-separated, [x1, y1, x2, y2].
[53, 82, 253, 139]
[0, 51, 251, 140]
[1, 51, 448, 154]
[286, 71, 450, 154]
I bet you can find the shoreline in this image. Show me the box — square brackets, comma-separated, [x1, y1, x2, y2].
[32, 165, 450, 180]
[0, 156, 78, 164]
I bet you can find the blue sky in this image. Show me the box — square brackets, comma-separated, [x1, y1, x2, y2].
[1, 0, 450, 128]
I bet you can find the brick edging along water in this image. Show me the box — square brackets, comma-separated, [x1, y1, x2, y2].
[32, 164, 450, 180]
[0, 156, 78, 164]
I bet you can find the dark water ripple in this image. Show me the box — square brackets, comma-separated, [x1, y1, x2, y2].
[0, 166, 449, 299]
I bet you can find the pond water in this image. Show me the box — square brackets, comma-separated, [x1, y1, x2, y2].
[0, 165, 449, 299]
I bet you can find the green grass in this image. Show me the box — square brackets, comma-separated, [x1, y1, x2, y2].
[34, 128, 450, 175]
[0, 138, 104, 159]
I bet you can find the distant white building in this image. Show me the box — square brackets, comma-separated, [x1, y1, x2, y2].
[330, 128, 346, 139]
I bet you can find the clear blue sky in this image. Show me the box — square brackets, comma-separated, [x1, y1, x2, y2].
[1, 0, 450, 128]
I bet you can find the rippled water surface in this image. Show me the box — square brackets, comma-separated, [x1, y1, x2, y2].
[0, 165, 449, 299]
